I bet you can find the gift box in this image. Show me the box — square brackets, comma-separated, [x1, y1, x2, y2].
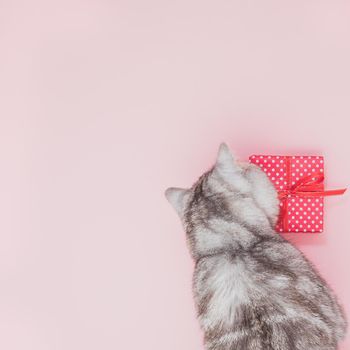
[249, 155, 346, 233]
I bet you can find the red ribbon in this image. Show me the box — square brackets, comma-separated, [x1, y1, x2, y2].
[277, 159, 346, 232]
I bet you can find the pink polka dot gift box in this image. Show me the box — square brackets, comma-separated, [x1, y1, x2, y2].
[249, 155, 346, 233]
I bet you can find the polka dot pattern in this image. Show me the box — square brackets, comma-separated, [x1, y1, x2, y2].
[249, 155, 324, 233]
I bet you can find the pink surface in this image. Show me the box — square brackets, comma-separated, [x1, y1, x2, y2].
[0, 0, 349, 349]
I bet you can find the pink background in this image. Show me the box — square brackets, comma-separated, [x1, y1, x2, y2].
[0, 0, 349, 349]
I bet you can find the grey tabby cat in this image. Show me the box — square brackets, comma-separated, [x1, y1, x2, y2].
[165, 143, 347, 350]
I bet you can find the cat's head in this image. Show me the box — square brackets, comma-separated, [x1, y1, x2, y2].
[165, 143, 280, 240]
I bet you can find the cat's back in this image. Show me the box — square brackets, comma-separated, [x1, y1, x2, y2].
[193, 252, 254, 332]
[193, 241, 344, 350]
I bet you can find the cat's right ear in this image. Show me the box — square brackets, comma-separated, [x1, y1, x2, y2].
[215, 143, 240, 174]
[214, 143, 251, 193]
[165, 187, 189, 217]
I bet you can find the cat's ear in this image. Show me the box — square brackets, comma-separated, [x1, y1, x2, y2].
[215, 143, 240, 174]
[215, 143, 251, 193]
[165, 187, 190, 217]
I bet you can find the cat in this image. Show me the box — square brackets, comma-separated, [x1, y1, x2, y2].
[165, 143, 347, 350]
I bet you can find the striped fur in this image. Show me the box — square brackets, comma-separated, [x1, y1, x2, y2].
[166, 143, 347, 350]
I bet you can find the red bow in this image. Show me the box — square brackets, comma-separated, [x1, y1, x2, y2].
[277, 171, 346, 232]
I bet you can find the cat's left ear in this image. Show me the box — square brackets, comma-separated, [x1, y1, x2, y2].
[165, 187, 190, 217]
